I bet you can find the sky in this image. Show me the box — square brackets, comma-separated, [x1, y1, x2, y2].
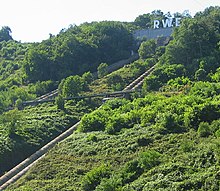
[1, 0, 220, 42]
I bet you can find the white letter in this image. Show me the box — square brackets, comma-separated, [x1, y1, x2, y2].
[175, 18, 181, 27]
[154, 20, 160, 29]
[162, 18, 173, 28]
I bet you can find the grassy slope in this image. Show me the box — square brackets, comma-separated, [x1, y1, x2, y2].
[0, 100, 97, 175]
[87, 59, 154, 94]
[6, 116, 220, 190]
[6, 93, 220, 190]
[0, 58, 149, 176]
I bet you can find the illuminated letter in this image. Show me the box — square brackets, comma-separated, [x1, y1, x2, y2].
[154, 20, 160, 29]
[162, 18, 173, 28]
[175, 18, 181, 27]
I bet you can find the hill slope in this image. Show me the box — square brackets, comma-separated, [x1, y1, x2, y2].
[2, 6, 220, 191]
[6, 91, 220, 190]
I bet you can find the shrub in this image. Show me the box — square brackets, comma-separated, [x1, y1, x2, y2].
[55, 95, 65, 110]
[180, 140, 194, 152]
[105, 114, 130, 134]
[87, 134, 98, 142]
[138, 39, 156, 59]
[197, 122, 211, 137]
[184, 102, 220, 128]
[15, 98, 23, 110]
[189, 82, 220, 98]
[194, 68, 207, 81]
[138, 150, 161, 170]
[62, 75, 84, 97]
[79, 110, 108, 132]
[137, 136, 153, 146]
[96, 176, 122, 191]
[121, 160, 143, 184]
[215, 129, 220, 138]
[210, 120, 220, 134]
[98, 63, 108, 78]
[81, 164, 110, 191]
[155, 112, 183, 133]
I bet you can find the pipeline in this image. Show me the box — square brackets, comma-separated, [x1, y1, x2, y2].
[0, 122, 80, 190]
[33, 54, 139, 102]
[0, 56, 156, 190]
[123, 63, 157, 91]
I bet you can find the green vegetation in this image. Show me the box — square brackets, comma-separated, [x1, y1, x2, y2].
[23, 21, 134, 82]
[0, 100, 97, 175]
[1, 6, 220, 191]
[6, 87, 220, 190]
[0, 19, 138, 175]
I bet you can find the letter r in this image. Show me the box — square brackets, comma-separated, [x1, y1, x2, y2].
[154, 20, 160, 29]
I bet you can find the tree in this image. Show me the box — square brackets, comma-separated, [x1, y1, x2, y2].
[164, 7, 220, 76]
[55, 95, 65, 110]
[23, 21, 134, 82]
[82, 71, 94, 84]
[195, 68, 207, 81]
[0, 26, 13, 42]
[1, 109, 22, 138]
[138, 39, 156, 59]
[62, 75, 83, 97]
[98, 63, 108, 78]
[134, 13, 152, 28]
[107, 74, 124, 91]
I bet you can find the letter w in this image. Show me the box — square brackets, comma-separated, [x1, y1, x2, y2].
[162, 19, 173, 28]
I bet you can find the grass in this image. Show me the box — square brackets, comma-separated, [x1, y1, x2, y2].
[6, 122, 220, 190]
[0, 99, 98, 175]
[88, 59, 154, 94]
[0, 57, 149, 176]
[5, 91, 220, 190]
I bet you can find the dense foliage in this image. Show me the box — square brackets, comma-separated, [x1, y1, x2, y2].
[143, 6, 220, 91]
[23, 21, 134, 82]
[0, 20, 136, 112]
[6, 87, 220, 190]
[0, 100, 97, 175]
[2, 6, 220, 191]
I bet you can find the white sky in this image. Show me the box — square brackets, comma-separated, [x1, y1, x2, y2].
[0, 0, 220, 42]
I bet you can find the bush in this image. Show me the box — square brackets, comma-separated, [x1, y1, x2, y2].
[121, 160, 143, 184]
[62, 75, 84, 97]
[137, 136, 153, 146]
[197, 122, 211, 137]
[210, 120, 220, 134]
[98, 63, 108, 78]
[105, 114, 131, 134]
[29, 80, 57, 96]
[155, 112, 183, 133]
[79, 110, 108, 132]
[184, 101, 220, 128]
[195, 68, 207, 81]
[143, 64, 185, 91]
[55, 95, 65, 110]
[96, 176, 122, 191]
[215, 129, 220, 138]
[189, 82, 220, 98]
[87, 134, 98, 142]
[138, 39, 156, 59]
[138, 150, 161, 170]
[81, 164, 110, 191]
[15, 98, 23, 110]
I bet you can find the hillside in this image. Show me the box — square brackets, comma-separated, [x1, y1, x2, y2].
[0, 19, 142, 176]
[1, 6, 220, 191]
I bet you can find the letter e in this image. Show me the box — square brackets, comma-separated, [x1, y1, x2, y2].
[175, 18, 181, 27]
